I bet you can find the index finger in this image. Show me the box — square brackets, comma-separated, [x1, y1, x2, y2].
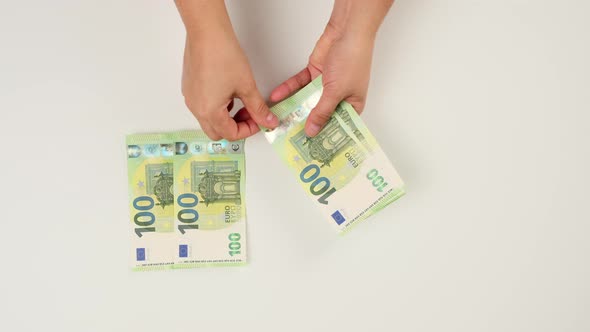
[270, 68, 312, 102]
[209, 108, 259, 141]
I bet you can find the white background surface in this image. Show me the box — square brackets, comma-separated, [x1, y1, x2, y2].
[1, 0, 589, 331]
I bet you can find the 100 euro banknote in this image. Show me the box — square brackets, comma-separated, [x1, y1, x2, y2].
[127, 133, 176, 270]
[265, 76, 405, 232]
[173, 131, 247, 267]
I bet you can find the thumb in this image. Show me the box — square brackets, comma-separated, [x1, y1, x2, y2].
[306, 90, 342, 137]
[239, 87, 279, 129]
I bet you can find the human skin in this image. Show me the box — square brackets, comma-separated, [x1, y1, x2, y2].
[175, 0, 279, 141]
[175, 0, 394, 139]
[270, 0, 394, 137]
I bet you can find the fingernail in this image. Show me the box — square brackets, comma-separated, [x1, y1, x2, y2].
[266, 113, 278, 126]
[307, 123, 321, 137]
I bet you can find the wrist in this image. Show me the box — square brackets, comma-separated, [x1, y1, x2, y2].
[175, 0, 234, 40]
[329, 0, 392, 40]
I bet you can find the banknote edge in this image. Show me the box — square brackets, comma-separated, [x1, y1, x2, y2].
[172, 130, 246, 145]
[268, 75, 324, 121]
[131, 263, 174, 272]
[338, 187, 406, 236]
[126, 132, 174, 145]
[172, 262, 248, 269]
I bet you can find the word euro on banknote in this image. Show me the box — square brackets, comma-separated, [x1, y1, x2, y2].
[265, 76, 405, 232]
[127, 133, 176, 270]
[173, 131, 247, 267]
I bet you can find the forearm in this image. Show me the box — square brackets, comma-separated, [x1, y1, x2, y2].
[175, 0, 234, 38]
[329, 0, 394, 39]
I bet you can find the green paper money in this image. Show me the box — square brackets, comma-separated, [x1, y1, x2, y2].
[127, 133, 176, 270]
[172, 131, 247, 267]
[265, 76, 405, 232]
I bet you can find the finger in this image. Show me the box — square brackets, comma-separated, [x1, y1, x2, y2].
[270, 68, 312, 102]
[183, 98, 223, 141]
[199, 120, 222, 141]
[210, 108, 259, 141]
[234, 107, 261, 135]
[233, 107, 252, 122]
[306, 90, 343, 137]
[346, 97, 366, 115]
[239, 86, 279, 129]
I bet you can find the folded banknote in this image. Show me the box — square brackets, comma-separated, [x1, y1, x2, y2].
[264, 76, 405, 233]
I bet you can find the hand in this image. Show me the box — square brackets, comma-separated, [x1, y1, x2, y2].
[270, 0, 393, 137]
[176, 0, 278, 141]
[270, 25, 374, 137]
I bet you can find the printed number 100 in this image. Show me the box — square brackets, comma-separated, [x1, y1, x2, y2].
[133, 196, 156, 237]
[228, 233, 241, 256]
[367, 169, 388, 192]
[300, 164, 337, 205]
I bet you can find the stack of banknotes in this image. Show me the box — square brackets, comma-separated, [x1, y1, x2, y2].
[127, 131, 247, 271]
[126, 76, 404, 270]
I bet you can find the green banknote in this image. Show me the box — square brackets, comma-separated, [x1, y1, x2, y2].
[127, 133, 176, 270]
[264, 76, 405, 233]
[173, 131, 247, 267]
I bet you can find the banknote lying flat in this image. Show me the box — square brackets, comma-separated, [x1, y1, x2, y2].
[126, 131, 247, 270]
[127, 133, 176, 270]
[265, 76, 405, 233]
[173, 131, 247, 268]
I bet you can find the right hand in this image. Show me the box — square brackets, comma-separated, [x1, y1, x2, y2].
[180, 27, 278, 141]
